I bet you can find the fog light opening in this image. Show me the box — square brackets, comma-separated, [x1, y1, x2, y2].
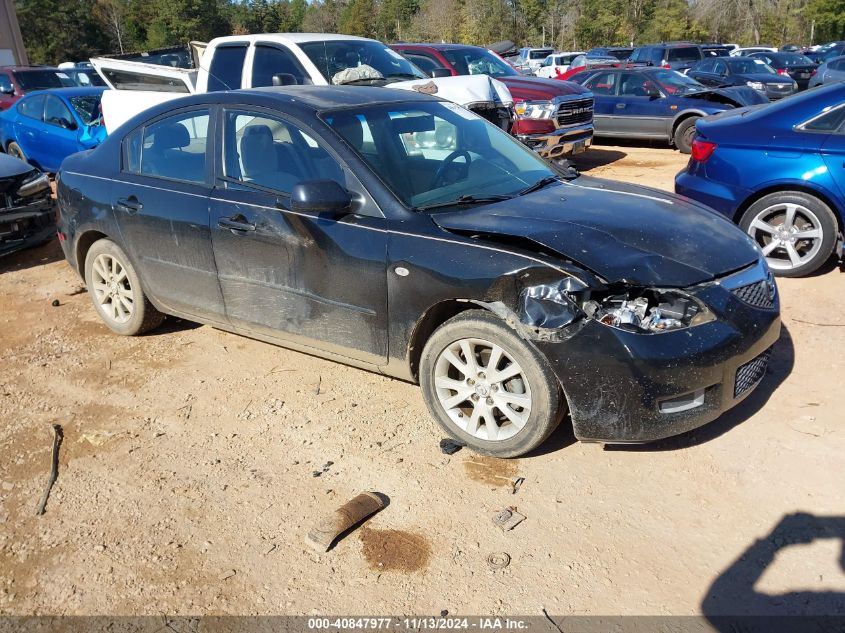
[659, 389, 706, 414]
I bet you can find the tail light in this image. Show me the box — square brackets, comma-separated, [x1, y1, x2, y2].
[661, 60, 671, 69]
[691, 139, 717, 162]
[810, 69, 817, 76]
[777, 68, 789, 75]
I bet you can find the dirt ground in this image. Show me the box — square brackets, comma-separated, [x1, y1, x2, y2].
[1, 143, 844, 618]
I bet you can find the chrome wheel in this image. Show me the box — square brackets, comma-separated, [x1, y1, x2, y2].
[90, 253, 134, 324]
[747, 202, 824, 272]
[433, 337, 532, 442]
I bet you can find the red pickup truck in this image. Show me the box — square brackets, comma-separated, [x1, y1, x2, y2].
[391, 43, 594, 160]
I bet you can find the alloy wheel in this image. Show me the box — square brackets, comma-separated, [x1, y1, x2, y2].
[747, 202, 824, 272]
[90, 253, 135, 324]
[433, 337, 532, 442]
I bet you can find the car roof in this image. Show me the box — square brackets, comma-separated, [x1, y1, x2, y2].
[396, 43, 486, 52]
[24, 86, 105, 98]
[210, 33, 376, 45]
[1, 65, 62, 72]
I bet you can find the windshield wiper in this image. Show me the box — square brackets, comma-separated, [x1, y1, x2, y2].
[414, 194, 514, 211]
[385, 73, 424, 80]
[335, 77, 386, 85]
[517, 175, 561, 195]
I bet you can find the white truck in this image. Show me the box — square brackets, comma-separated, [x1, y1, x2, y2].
[92, 33, 514, 134]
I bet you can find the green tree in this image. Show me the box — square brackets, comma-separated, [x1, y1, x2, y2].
[16, 0, 111, 64]
[339, 0, 378, 37]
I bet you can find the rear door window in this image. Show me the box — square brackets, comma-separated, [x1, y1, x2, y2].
[18, 95, 45, 120]
[139, 110, 210, 183]
[208, 45, 247, 91]
[252, 44, 311, 87]
[583, 71, 618, 95]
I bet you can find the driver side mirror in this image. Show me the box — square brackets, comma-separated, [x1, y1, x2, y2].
[430, 68, 452, 78]
[272, 73, 297, 86]
[290, 180, 352, 216]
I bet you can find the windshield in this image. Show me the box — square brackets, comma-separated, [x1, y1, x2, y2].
[323, 102, 556, 209]
[778, 54, 814, 66]
[607, 49, 633, 60]
[667, 47, 701, 62]
[299, 40, 427, 85]
[68, 95, 102, 126]
[13, 70, 66, 91]
[651, 69, 705, 94]
[530, 50, 553, 59]
[441, 48, 518, 77]
[727, 59, 775, 74]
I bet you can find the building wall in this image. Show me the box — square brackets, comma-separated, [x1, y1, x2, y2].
[0, 0, 29, 66]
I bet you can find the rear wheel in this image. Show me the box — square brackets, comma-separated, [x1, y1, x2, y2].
[419, 310, 565, 457]
[84, 238, 164, 335]
[739, 191, 837, 277]
[7, 141, 26, 162]
[673, 117, 698, 154]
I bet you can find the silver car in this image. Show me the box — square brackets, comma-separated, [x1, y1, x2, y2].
[809, 55, 845, 87]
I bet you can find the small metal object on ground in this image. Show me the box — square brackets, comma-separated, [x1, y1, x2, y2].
[486, 552, 511, 570]
[51, 299, 60, 307]
[306, 491, 387, 552]
[511, 477, 525, 494]
[491, 506, 525, 531]
[36, 424, 63, 516]
[439, 438, 465, 455]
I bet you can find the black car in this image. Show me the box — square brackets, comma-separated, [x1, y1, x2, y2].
[688, 56, 797, 100]
[56, 87, 780, 457]
[628, 43, 703, 71]
[808, 41, 845, 64]
[0, 153, 54, 256]
[748, 52, 817, 90]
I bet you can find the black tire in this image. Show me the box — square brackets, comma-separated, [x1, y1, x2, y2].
[673, 117, 698, 154]
[84, 238, 164, 335]
[739, 191, 838, 278]
[7, 141, 27, 162]
[419, 310, 565, 458]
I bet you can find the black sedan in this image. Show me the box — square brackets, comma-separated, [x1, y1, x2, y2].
[748, 52, 817, 90]
[0, 153, 54, 256]
[688, 56, 797, 100]
[56, 87, 781, 457]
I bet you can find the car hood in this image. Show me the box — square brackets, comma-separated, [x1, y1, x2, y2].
[430, 176, 759, 287]
[499, 75, 590, 100]
[681, 86, 768, 107]
[0, 153, 36, 194]
[736, 72, 793, 84]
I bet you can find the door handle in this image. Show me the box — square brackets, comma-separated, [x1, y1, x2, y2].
[616, 103, 626, 109]
[116, 196, 142, 214]
[218, 215, 256, 232]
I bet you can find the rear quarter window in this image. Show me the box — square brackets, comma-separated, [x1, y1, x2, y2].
[801, 105, 845, 133]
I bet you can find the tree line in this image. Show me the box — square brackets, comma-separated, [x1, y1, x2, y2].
[15, 0, 845, 66]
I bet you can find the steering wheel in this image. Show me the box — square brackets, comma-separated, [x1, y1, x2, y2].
[433, 150, 472, 188]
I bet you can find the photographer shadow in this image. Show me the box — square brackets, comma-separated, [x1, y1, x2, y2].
[702, 512, 845, 627]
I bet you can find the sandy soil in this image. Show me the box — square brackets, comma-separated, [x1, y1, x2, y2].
[1, 144, 843, 617]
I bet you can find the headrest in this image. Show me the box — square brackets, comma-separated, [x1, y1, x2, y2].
[152, 123, 190, 149]
[330, 113, 364, 151]
[240, 124, 277, 176]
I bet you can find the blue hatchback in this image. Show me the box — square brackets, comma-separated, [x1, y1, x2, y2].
[0, 87, 106, 173]
[676, 82, 845, 277]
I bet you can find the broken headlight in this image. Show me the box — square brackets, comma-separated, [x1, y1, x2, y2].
[583, 288, 715, 334]
[16, 171, 50, 199]
[518, 277, 587, 329]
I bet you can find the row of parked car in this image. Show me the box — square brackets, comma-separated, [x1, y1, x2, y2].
[0, 30, 841, 459]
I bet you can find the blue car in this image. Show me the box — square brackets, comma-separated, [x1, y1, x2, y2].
[0, 87, 106, 173]
[568, 67, 766, 153]
[676, 82, 845, 277]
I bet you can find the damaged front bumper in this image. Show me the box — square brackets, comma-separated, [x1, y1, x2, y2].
[517, 121, 593, 160]
[508, 262, 781, 443]
[0, 197, 56, 257]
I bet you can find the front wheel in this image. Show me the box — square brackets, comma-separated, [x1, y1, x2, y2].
[84, 238, 164, 335]
[673, 117, 698, 154]
[739, 191, 837, 277]
[419, 310, 565, 457]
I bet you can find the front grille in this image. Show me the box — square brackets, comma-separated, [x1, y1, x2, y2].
[732, 279, 775, 309]
[556, 98, 593, 127]
[734, 347, 772, 398]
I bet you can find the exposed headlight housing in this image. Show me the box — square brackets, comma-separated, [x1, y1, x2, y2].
[514, 100, 557, 120]
[746, 81, 765, 90]
[16, 171, 50, 198]
[583, 288, 716, 334]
